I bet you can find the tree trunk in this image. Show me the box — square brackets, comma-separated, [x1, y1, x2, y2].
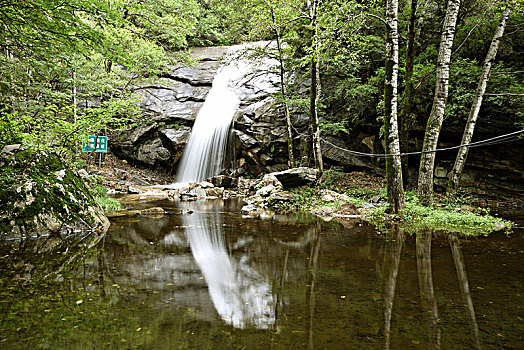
[447, 5, 513, 195]
[384, 0, 404, 213]
[417, 0, 461, 206]
[399, 0, 418, 188]
[308, 0, 323, 176]
[269, 0, 295, 168]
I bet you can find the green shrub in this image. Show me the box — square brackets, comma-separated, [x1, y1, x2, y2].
[90, 185, 123, 213]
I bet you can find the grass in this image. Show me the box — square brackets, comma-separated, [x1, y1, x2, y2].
[367, 191, 512, 236]
[90, 185, 123, 213]
[285, 184, 512, 236]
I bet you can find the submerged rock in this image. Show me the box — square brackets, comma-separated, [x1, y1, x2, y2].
[140, 207, 166, 216]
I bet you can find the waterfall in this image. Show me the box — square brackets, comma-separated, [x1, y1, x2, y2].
[176, 42, 278, 183]
[176, 46, 245, 183]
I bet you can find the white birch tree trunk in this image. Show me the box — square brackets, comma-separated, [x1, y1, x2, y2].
[384, 0, 404, 213]
[417, 0, 461, 206]
[308, 0, 323, 176]
[447, 4, 513, 194]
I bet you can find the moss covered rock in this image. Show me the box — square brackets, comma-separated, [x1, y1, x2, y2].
[0, 147, 109, 239]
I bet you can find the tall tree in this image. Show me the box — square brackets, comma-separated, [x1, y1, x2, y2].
[261, 0, 296, 168]
[384, 0, 405, 213]
[447, 2, 514, 195]
[307, 0, 324, 176]
[398, 0, 419, 188]
[417, 0, 461, 206]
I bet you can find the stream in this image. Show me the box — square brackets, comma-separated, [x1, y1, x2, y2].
[1, 198, 523, 349]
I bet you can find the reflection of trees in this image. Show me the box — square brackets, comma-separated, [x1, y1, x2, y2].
[416, 230, 441, 349]
[448, 233, 481, 349]
[305, 222, 322, 350]
[273, 247, 289, 333]
[382, 226, 404, 350]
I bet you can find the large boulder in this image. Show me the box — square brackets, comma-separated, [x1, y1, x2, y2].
[0, 148, 109, 239]
[269, 167, 319, 189]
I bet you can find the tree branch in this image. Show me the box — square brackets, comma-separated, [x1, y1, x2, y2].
[365, 13, 387, 26]
[452, 20, 482, 55]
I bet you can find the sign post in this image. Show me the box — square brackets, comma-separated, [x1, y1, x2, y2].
[82, 136, 108, 167]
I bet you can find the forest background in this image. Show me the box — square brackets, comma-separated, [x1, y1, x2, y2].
[1, 0, 523, 212]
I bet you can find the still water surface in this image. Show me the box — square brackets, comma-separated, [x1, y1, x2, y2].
[1, 198, 523, 349]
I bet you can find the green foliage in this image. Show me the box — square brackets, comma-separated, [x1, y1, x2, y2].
[0, 110, 24, 148]
[319, 120, 349, 136]
[188, 0, 262, 46]
[286, 182, 511, 236]
[0, 0, 202, 168]
[90, 185, 123, 212]
[0, 95, 142, 162]
[445, 59, 524, 129]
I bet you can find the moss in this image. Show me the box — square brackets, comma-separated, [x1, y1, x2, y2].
[0, 149, 101, 236]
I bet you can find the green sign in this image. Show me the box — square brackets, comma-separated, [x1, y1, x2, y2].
[82, 136, 108, 153]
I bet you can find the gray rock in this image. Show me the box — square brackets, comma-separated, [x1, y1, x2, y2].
[1, 151, 109, 239]
[199, 181, 214, 188]
[233, 130, 258, 149]
[270, 167, 318, 189]
[256, 185, 276, 197]
[1, 144, 21, 156]
[259, 174, 283, 189]
[161, 127, 191, 146]
[269, 191, 299, 203]
[207, 175, 236, 189]
[137, 138, 171, 166]
[167, 60, 221, 85]
[189, 186, 207, 198]
[241, 204, 261, 218]
[129, 175, 151, 186]
[321, 135, 385, 176]
[128, 124, 156, 144]
[435, 166, 448, 178]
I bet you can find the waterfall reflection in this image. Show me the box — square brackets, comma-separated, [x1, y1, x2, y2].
[182, 205, 275, 329]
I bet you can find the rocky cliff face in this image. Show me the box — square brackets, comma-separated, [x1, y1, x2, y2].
[112, 45, 293, 177]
